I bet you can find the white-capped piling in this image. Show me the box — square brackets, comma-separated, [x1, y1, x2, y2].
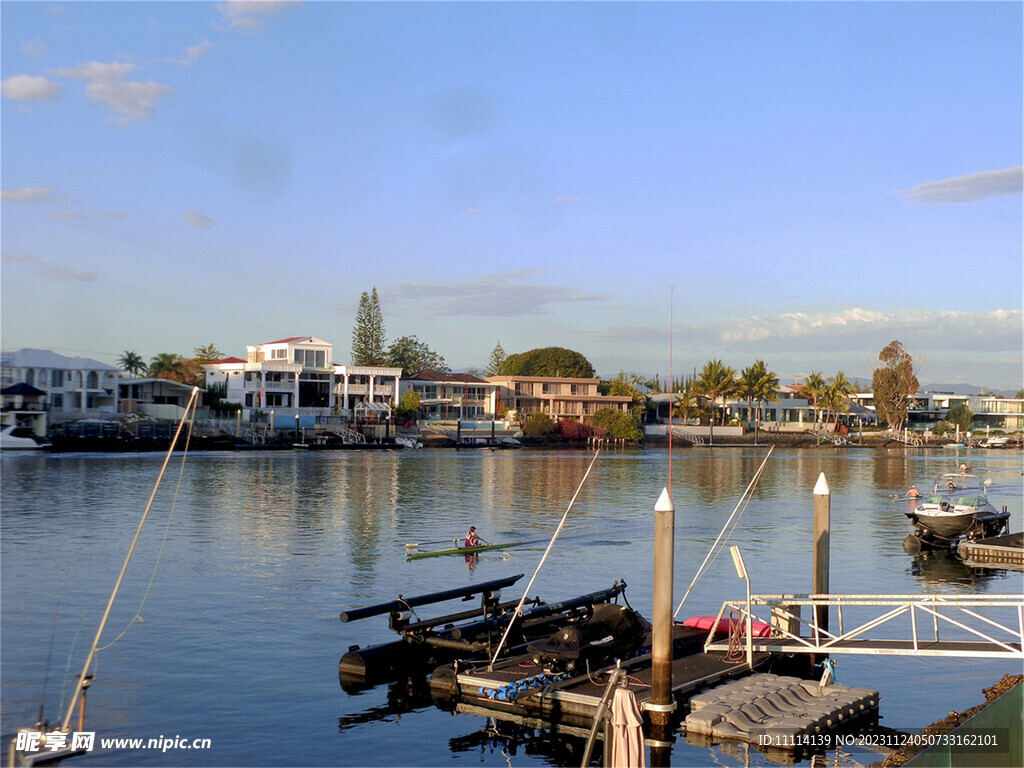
[812, 473, 831, 656]
[651, 487, 676, 726]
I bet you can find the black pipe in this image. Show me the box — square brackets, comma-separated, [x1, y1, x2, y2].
[340, 574, 524, 622]
[449, 585, 623, 639]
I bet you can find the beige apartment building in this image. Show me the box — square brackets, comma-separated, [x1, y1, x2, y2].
[486, 375, 632, 421]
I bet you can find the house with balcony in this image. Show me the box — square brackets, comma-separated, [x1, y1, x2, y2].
[0, 348, 119, 422]
[203, 337, 402, 419]
[118, 378, 202, 421]
[485, 375, 632, 422]
[401, 370, 498, 420]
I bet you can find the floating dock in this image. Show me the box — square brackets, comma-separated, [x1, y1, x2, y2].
[958, 532, 1024, 570]
[430, 623, 772, 729]
[683, 672, 879, 745]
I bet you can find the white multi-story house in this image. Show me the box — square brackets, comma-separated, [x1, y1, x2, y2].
[0, 348, 119, 422]
[203, 336, 402, 417]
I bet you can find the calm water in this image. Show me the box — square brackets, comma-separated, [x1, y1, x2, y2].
[2, 447, 1021, 767]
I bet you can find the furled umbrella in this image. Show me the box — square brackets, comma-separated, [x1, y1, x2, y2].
[609, 685, 646, 768]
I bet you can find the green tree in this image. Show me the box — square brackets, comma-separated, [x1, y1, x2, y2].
[586, 408, 643, 441]
[823, 371, 854, 425]
[117, 350, 147, 377]
[386, 335, 448, 376]
[148, 353, 187, 382]
[192, 343, 222, 364]
[672, 378, 703, 424]
[697, 359, 737, 440]
[737, 360, 779, 433]
[500, 347, 594, 378]
[394, 389, 421, 422]
[871, 340, 920, 431]
[946, 402, 974, 433]
[1015, 388, 1024, 399]
[352, 288, 387, 365]
[486, 342, 507, 376]
[607, 370, 647, 413]
[522, 412, 556, 437]
[801, 371, 827, 423]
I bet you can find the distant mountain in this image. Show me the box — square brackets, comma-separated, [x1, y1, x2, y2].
[917, 383, 1017, 398]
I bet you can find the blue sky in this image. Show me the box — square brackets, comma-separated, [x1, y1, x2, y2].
[3, 1, 1022, 389]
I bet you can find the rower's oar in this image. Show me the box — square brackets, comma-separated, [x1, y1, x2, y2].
[478, 538, 513, 560]
[405, 538, 459, 550]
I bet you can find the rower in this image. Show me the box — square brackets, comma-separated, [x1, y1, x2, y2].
[465, 526, 479, 548]
[907, 485, 919, 498]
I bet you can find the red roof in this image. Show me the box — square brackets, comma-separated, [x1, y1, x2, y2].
[263, 336, 307, 345]
[210, 356, 246, 364]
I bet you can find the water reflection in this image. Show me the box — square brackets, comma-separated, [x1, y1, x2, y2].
[909, 551, 1008, 590]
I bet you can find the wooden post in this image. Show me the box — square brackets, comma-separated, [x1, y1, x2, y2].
[812, 473, 830, 665]
[651, 487, 676, 727]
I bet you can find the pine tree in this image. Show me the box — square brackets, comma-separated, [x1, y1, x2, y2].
[486, 342, 507, 376]
[352, 288, 386, 365]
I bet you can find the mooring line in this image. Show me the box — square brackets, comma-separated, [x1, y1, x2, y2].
[673, 445, 774, 619]
[487, 450, 601, 671]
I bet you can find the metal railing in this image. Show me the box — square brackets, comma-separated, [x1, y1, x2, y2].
[704, 593, 1024, 660]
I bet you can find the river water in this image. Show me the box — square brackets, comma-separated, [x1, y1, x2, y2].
[1, 447, 1021, 767]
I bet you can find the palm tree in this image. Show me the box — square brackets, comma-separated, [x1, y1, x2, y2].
[148, 353, 186, 382]
[826, 371, 855, 425]
[672, 378, 702, 424]
[697, 359, 737, 444]
[738, 360, 779, 440]
[801, 371, 827, 424]
[117, 350, 147, 377]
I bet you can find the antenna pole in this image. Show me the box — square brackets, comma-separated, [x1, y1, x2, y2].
[668, 282, 674, 494]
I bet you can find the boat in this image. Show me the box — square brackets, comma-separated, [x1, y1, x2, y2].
[903, 473, 1010, 547]
[395, 435, 423, 449]
[406, 540, 523, 560]
[0, 424, 48, 450]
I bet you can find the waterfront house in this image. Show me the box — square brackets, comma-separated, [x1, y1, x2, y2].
[401, 370, 499, 420]
[0, 348, 119, 422]
[203, 336, 402, 419]
[485, 375, 632, 422]
[118, 378, 202, 421]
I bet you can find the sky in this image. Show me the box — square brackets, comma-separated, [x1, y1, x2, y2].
[2, 1, 1022, 390]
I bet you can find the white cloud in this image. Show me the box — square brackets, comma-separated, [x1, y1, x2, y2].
[2, 187, 60, 203]
[216, 1, 297, 30]
[555, 196, 579, 205]
[183, 210, 214, 229]
[170, 41, 214, 66]
[384, 272, 611, 317]
[35, 260, 98, 283]
[1, 75, 61, 101]
[49, 61, 170, 125]
[718, 307, 1022, 345]
[897, 167, 1023, 203]
[21, 40, 47, 58]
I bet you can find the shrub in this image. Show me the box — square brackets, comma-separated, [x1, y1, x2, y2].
[522, 413, 556, 437]
[558, 419, 592, 440]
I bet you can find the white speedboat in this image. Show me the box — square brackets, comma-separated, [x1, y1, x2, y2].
[0, 424, 47, 450]
[904, 473, 1009, 541]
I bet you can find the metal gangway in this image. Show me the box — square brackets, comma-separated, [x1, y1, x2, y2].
[668, 425, 706, 445]
[705, 593, 1024, 660]
[887, 428, 924, 446]
[808, 426, 850, 446]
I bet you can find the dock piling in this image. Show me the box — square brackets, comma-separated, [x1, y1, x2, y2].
[651, 487, 676, 727]
[812, 473, 831, 666]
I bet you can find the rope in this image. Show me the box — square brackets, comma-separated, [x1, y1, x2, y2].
[674, 446, 774, 618]
[725, 609, 747, 664]
[37, 569, 66, 726]
[96, 405, 197, 651]
[487, 451, 600, 671]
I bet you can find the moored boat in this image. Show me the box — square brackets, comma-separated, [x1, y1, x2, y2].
[903, 473, 1010, 549]
[406, 540, 523, 560]
[0, 424, 48, 450]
